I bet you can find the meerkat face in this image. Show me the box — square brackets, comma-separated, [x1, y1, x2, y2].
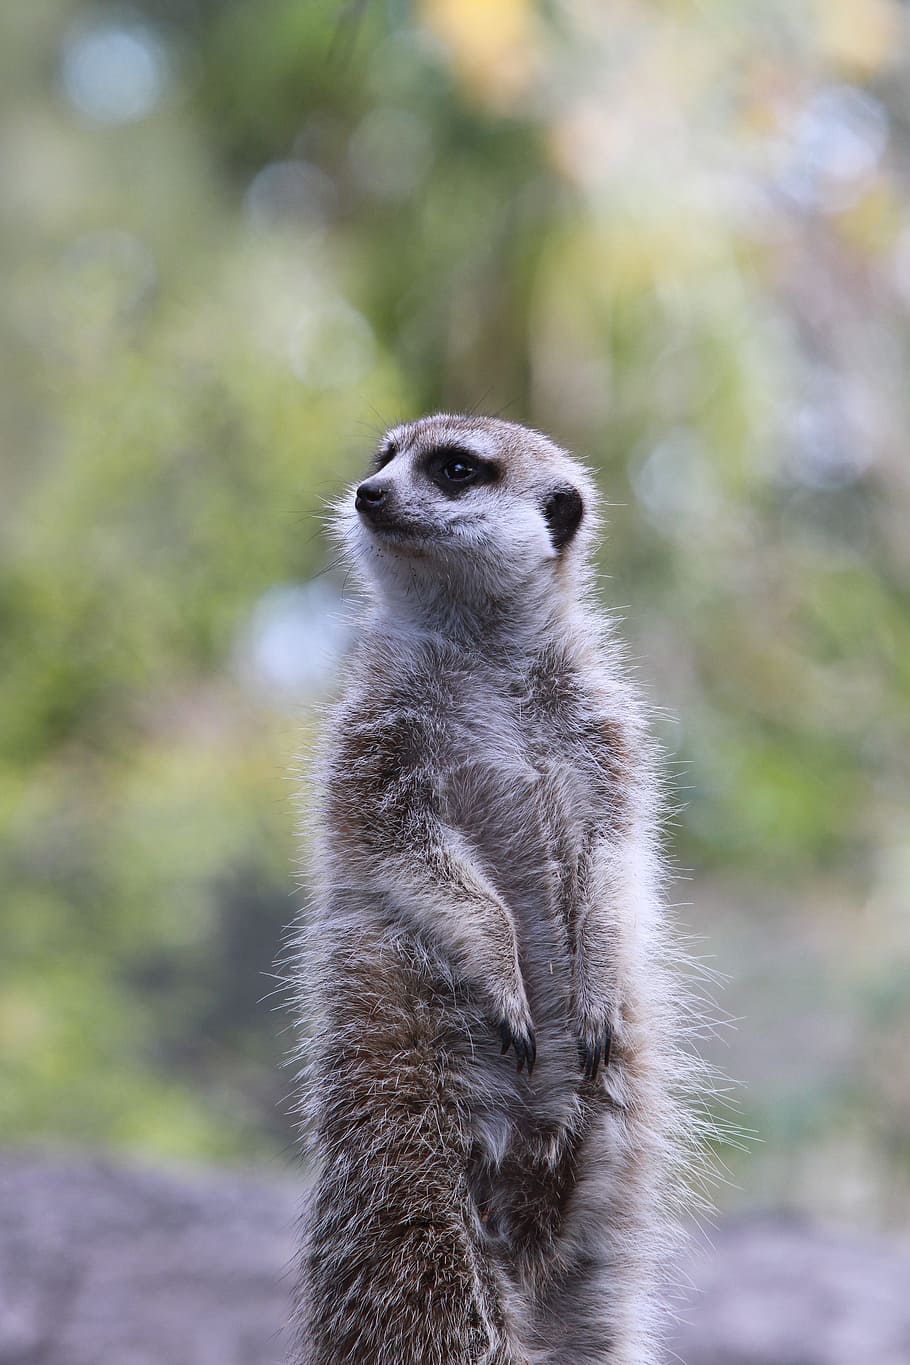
[338, 414, 599, 606]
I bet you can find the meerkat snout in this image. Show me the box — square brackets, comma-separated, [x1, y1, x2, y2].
[354, 477, 389, 519]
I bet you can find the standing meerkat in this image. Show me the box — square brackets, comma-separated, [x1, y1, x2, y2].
[293, 415, 706, 1364]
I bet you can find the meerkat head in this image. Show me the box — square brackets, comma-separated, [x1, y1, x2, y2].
[335, 414, 600, 620]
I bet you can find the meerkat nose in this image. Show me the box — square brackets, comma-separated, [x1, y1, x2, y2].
[355, 480, 387, 514]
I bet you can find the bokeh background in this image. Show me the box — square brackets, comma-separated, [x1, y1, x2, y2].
[2, 0, 909, 1246]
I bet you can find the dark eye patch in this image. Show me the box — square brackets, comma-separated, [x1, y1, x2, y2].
[423, 445, 500, 497]
[374, 440, 398, 471]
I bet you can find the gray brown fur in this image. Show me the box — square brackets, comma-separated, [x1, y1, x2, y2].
[292, 416, 708, 1363]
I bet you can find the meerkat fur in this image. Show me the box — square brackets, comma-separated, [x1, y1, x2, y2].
[291, 414, 714, 1364]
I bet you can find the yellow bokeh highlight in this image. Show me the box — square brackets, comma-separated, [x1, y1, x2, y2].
[418, 0, 541, 111]
[817, 0, 904, 74]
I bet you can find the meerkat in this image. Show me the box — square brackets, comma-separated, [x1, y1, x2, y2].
[292, 415, 706, 1364]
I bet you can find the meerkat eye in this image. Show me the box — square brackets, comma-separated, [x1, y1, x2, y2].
[442, 457, 476, 482]
[426, 446, 499, 495]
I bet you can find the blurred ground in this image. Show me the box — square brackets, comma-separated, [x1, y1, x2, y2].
[2, 1153, 909, 1365]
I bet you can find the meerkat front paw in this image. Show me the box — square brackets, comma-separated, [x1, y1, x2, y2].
[498, 1017, 537, 1075]
[571, 981, 618, 1082]
[495, 987, 536, 1075]
[576, 1022, 613, 1082]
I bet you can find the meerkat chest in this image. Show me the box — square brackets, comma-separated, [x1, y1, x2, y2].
[441, 710, 548, 869]
[439, 685, 593, 910]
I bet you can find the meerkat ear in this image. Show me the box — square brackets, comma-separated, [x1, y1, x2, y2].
[542, 485, 584, 552]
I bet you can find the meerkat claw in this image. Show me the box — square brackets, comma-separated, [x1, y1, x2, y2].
[577, 1025, 613, 1081]
[499, 1020, 537, 1076]
[601, 1024, 613, 1070]
[577, 1040, 595, 1079]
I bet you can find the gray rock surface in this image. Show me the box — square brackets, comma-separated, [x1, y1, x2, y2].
[1, 1152, 908, 1364]
[0, 1153, 297, 1365]
[672, 1217, 910, 1365]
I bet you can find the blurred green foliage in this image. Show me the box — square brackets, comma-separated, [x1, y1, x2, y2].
[1, 0, 908, 1216]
